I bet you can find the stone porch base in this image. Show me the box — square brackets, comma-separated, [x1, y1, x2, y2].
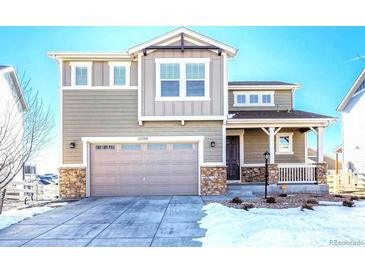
[241, 164, 279, 184]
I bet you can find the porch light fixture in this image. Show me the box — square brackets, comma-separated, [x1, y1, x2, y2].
[69, 142, 76, 149]
[210, 141, 216, 148]
[263, 150, 270, 199]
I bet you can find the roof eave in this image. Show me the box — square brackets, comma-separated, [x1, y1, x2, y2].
[2, 67, 28, 111]
[337, 68, 365, 112]
[127, 27, 238, 57]
[228, 84, 301, 90]
[47, 52, 132, 61]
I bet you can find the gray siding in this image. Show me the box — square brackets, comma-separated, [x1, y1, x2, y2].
[228, 90, 293, 111]
[141, 50, 224, 117]
[62, 89, 223, 164]
[62, 61, 137, 87]
[243, 128, 305, 164]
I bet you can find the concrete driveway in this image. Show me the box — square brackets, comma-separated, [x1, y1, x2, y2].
[0, 196, 209, 247]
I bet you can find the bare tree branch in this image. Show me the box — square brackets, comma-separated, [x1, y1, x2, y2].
[0, 71, 55, 213]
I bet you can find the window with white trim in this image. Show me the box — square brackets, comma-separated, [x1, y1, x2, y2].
[155, 58, 210, 101]
[70, 62, 92, 87]
[233, 91, 275, 107]
[109, 62, 131, 87]
[276, 133, 293, 154]
[186, 63, 205, 97]
[160, 63, 180, 96]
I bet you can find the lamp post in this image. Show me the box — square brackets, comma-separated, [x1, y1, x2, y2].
[263, 150, 270, 199]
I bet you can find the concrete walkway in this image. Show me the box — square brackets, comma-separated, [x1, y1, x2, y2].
[0, 196, 209, 247]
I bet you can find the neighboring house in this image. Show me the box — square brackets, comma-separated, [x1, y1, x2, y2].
[48, 28, 335, 198]
[337, 68, 365, 177]
[307, 147, 341, 173]
[0, 65, 28, 187]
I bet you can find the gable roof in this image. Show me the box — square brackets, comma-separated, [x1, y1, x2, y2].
[229, 81, 296, 86]
[127, 27, 238, 57]
[337, 68, 365, 111]
[0, 65, 28, 111]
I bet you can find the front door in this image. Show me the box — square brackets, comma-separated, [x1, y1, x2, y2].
[226, 136, 240, 180]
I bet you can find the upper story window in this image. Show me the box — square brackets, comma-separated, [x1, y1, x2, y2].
[70, 62, 92, 87]
[186, 63, 205, 97]
[109, 62, 131, 87]
[155, 58, 210, 101]
[233, 91, 274, 107]
[160, 63, 180, 96]
[276, 133, 293, 154]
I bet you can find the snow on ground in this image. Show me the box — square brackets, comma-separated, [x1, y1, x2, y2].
[196, 201, 365, 247]
[0, 206, 53, 230]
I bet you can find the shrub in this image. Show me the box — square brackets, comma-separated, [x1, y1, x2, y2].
[242, 203, 254, 211]
[306, 198, 319, 205]
[334, 194, 344, 198]
[350, 196, 359, 201]
[230, 196, 242, 204]
[279, 193, 287, 197]
[266, 197, 276, 203]
[343, 200, 355, 207]
[301, 203, 314, 211]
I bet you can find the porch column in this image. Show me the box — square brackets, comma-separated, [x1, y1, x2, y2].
[269, 127, 275, 164]
[317, 126, 324, 163]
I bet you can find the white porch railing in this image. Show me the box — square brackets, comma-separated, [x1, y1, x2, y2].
[278, 164, 317, 183]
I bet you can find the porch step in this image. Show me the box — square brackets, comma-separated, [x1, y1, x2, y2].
[226, 187, 255, 198]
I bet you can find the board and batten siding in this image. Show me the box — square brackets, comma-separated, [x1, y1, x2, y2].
[62, 89, 223, 164]
[342, 91, 365, 173]
[228, 90, 293, 111]
[243, 128, 305, 164]
[62, 61, 138, 87]
[141, 50, 224, 117]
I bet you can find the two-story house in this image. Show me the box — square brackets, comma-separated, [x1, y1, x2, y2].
[48, 28, 334, 198]
[337, 68, 365, 178]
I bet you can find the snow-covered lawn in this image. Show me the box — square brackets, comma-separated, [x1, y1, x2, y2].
[197, 201, 365, 247]
[0, 206, 53, 230]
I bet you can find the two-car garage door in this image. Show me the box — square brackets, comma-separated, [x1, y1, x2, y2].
[90, 142, 199, 196]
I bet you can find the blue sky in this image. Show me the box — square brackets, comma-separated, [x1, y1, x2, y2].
[1, 26, 364, 172]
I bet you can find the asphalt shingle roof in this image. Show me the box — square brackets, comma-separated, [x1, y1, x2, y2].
[229, 110, 335, 120]
[228, 81, 296, 86]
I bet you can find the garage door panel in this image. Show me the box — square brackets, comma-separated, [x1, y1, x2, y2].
[90, 142, 199, 196]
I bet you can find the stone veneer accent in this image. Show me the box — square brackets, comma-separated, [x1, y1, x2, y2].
[58, 167, 86, 199]
[200, 166, 227, 195]
[316, 163, 328, 184]
[241, 164, 279, 184]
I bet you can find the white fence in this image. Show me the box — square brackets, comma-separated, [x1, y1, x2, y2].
[5, 181, 58, 201]
[327, 173, 365, 193]
[278, 164, 317, 183]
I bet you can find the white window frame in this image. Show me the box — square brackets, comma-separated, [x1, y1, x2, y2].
[70, 62, 92, 87]
[276, 132, 294, 154]
[108, 61, 131, 87]
[233, 91, 275, 107]
[155, 58, 210, 101]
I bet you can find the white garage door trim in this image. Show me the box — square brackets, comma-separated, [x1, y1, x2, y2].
[81, 136, 205, 197]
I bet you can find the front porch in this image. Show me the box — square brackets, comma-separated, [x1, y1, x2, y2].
[225, 111, 334, 187]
